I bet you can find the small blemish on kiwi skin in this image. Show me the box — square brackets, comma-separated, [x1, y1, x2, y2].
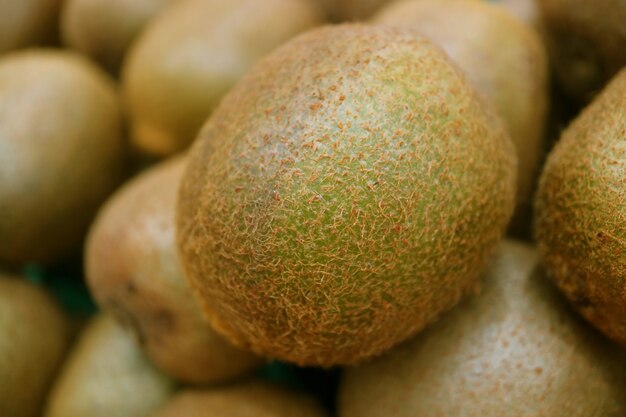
[153, 308, 176, 332]
[125, 281, 138, 295]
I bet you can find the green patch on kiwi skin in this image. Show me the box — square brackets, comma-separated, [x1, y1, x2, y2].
[339, 241, 626, 417]
[535, 68, 626, 347]
[178, 24, 517, 367]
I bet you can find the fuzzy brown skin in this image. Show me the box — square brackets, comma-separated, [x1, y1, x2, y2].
[0, 49, 126, 265]
[177, 24, 517, 367]
[44, 315, 175, 417]
[373, 0, 548, 238]
[122, 0, 323, 156]
[0, 0, 63, 54]
[340, 241, 626, 417]
[61, 0, 173, 74]
[86, 156, 263, 384]
[535, 68, 626, 347]
[538, 0, 626, 101]
[151, 381, 329, 417]
[0, 274, 70, 417]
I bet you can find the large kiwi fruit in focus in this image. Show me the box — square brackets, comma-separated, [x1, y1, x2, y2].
[44, 314, 175, 417]
[373, 0, 548, 237]
[0, 49, 126, 265]
[537, 0, 626, 101]
[535, 68, 626, 347]
[339, 241, 626, 417]
[151, 381, 329, 417]
[177, 24, 517, 367]
[122, 0, 323, 156]
[86, 156, 263, 384]
[61, 0, 173, 74]
[0, 274, 70, 417]
[0, 0, 63, 54]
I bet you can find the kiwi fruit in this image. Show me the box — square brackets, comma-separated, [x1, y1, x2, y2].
[489, 0, 541, 29]
[316, 0, 392, 21]
[44, 314, 175, 417]
[0, 274, 70, 417]
[339, 240, 626, 416]
[151, 381, 329, 417]
[537, 0, 626, 101]
[374, 0, 548, 237]
[86, 155, 263, 384]
[0, 0, 63, 54]
[61, 0, 173, 74]
[177, 24, 517, 366]
[122, 0, 323, 157]
[0, 49, 126, 265]
[534, 68, 626, 347]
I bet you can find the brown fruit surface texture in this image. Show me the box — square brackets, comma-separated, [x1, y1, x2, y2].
[151, 381, 329, 417]
[86, 155, 263, 384]
[44, 315, 175, 417]
[61, 0, 173, 73]
[0, 49, 126, 265]
[373, 0, 548, 235]
[0, 274, 70, 417]
[535, 68, 626, 346]
[122, 0, 323, 156]
[339, 241, 626, 417]
[538, 0, 626, 101]
[0, 0, 63, 53]
[177, 24, 517, 366]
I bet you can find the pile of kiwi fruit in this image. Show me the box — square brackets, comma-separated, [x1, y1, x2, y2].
[0, 0, 623, 416]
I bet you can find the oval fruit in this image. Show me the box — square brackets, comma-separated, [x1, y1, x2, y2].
[122, 0, 323, 156]
[0, 49, 126, 265]
[340, 241, 626, 417]
[535, 68, 626, 346]
[86, 155, 262, 384]
[0, 274, 70, 417]
[177, 24, 517, 366]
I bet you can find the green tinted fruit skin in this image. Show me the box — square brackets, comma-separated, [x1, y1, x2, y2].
[534, 68, 626, 346]
[339, 241, 626, 417]
[373, 0, 548, 237]
[177, 24, 517, 366]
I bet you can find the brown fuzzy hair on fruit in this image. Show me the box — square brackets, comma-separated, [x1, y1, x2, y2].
[534, 68, 626, 347]
[86, 155, 263, 384]
[151, 381, 329, 417]
[0, 274, 70, 417]
[122, 0, 323, 157]
[0, 49, 126, 265]
[537, 0, 626, 101]
[177, 24, 517, 367]
[339, 241, 626, 417]
[372, 0, 548, 237]
[44, 315, 175, 417]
